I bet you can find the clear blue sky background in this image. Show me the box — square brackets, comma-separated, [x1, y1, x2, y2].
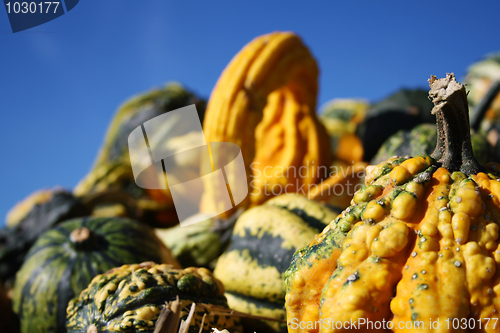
[1, 1, 499, 227]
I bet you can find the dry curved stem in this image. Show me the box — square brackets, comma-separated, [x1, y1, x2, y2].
[154, 297, 182, 333]
[429, 73, 484, 175]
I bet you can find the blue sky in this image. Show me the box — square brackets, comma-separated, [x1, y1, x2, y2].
[1, 1, 499, 226]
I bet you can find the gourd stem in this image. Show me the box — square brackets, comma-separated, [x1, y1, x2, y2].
[70, 227, 96, 251]
[429, 74, 483, 175]
[87, 324, 98, 333]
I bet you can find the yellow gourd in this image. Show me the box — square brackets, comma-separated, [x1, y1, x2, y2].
[201, 32, 332, 212]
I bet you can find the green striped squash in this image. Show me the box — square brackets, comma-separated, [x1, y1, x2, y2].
[213, 194, 340, 331]
[0, 188, 90, 289]
[155, 214, 226, 269]
[12, 217, 179, 333]
[66, 262, 242, 333]
[371, 123, 437, 165]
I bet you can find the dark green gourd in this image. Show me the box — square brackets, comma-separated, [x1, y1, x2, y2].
[66, 262, 242, 333]
[12, 217, 179, 333]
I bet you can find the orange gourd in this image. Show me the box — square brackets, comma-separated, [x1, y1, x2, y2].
[285, 74, 500, 333]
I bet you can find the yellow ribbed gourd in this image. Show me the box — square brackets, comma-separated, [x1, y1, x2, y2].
[201, 32, 331, 212]
[284, 74, 500, 333]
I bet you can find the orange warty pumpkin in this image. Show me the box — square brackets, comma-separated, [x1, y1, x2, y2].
[285, 74, 500, 333]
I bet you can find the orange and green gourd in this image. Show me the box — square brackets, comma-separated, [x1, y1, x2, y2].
[200, 32, 332, 212]
[284, 73, 500, 332]
[66, 262, 242, 333]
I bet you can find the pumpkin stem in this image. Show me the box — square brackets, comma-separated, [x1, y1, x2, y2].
[429, 73, 483, 175]
[70, 227, 96, 251]
[87, 324, 98, 333]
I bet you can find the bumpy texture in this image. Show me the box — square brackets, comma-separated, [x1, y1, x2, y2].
[12, 217, 179, 333]
[286, 156, 500, 333]
[285, 74, 500, 333]
[201, 32, 331, 211]
[66, 262, 241, 333]
[214, 194, 339, 330]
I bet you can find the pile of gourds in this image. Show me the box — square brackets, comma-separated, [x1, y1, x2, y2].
[2, 31, 500, 333]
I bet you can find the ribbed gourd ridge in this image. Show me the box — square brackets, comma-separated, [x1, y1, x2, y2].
[200, 31, 331, 212]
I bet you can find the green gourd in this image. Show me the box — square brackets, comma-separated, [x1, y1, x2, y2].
[12, 217, 179, 333]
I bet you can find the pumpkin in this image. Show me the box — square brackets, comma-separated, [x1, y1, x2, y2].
[371, 123, 494, 166]
[201, 32, 332, 212]
[74, 83, 206, 227]
[214, 194, 340, 331]
[6, 188, 65, 228]
[12, 217, 179, 333]
[357, 88, 435, 162]
[0, 188, 90, 288]
[285, 73, 500, 332]
[66, 262, 242, 333]
[0, 187, 144, 289]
